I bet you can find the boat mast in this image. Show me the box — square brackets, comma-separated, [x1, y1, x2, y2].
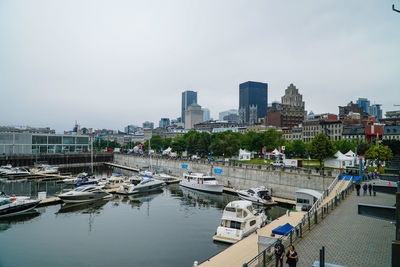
[90, 135, 94, 174]
[149, 138, 152, 171]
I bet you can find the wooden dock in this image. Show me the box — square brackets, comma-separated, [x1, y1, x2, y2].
[273, 196, 296, 208]
[104, 162, 140, 172]
[38, 197, 62, 207]
[199, 211, 306, 267]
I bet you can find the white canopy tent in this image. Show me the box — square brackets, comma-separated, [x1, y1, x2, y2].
[238, 149, 252, 161]
[344, 150, 356, 157]
[324, 151, 355, 169]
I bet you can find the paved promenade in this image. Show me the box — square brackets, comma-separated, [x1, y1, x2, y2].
[295, 188, 395, 267]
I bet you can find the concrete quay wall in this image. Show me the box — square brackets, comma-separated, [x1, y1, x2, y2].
[114, 154, 335, 200]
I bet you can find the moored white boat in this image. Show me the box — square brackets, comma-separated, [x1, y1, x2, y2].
[0, 192, 40, 218]
[116, 178, 164, 195]
[236, 186, 275, 206]
[0, 165, 30, 175]
[213, 200, 267, 244]
[179, 172, 223, 194]
[58, 185, 112, 203]
[31, 165, 59, 174]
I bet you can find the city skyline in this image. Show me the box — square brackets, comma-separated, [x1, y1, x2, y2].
[1, 1, 399, 132]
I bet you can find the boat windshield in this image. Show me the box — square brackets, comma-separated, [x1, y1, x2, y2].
[247, 189, 255, 194]
[75, 187, 90, 192]
[0, 199, 13, 206]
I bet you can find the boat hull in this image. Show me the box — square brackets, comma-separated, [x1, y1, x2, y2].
[0, 200, 40, 218]
[116, 182, 164, 195]
[237, 194, 276, 206]
[179, 181, 224, 194]
[59, 193, 111, 203]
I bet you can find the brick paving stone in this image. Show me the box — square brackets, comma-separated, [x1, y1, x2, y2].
[294, 188, 395, 267]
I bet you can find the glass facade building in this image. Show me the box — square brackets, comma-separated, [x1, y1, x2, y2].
[370, 104, 383, 121]
[239, 81, 268, 124]
[0, 133, 90, 155]
[181, 90, 197, 123]
[356, 98, 371, 114]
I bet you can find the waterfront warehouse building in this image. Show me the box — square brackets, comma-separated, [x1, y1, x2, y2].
[239, 81, 268, 125]
[0, 133, 90, 155]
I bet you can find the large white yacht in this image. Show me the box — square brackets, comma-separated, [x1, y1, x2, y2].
[58, 185, 112, 203]
[179, 172, 224, 194]
[236, 186, 276, 206]
[213, 200, 267, 244]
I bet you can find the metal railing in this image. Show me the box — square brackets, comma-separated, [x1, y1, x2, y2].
[243, 177, 354, 267]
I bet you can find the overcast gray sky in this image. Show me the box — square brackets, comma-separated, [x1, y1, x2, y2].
[1, 0, 399, 133]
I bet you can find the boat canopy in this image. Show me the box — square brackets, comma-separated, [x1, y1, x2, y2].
[272, 223, 293, 235]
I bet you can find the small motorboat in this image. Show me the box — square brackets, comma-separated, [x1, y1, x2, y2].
[236, 186, 276, 206]
[116, 178, 164, 195]
[138, 170, 153, 178]
[0, 192, 40, 218]
[103, 175, 128, 189]
[63, 172, 91, 185]
[153, 172, 174, 181]
[0, 165, 30, 175]
[213, 200, 267, 244]
[58, 185, 112, 203]
[31, 165, 59, 174]
[75, 176, 99, 187]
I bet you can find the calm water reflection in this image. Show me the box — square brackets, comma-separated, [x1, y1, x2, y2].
[0, 167, 287, 267]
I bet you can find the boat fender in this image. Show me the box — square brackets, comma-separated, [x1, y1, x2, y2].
[9, 198, 16, 201]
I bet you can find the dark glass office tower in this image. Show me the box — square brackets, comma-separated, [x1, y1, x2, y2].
[181, 90, 197, 123]
[239, 81, 268, 124]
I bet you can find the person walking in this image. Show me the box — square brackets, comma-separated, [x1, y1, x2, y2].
[368, 183, 372, 196]
[356, 182, 361, 196]
[286, 245, 298, 267]
[274, 239, 285, 267]
[373, 182, 376, 196]
[362, 183, 368, 196]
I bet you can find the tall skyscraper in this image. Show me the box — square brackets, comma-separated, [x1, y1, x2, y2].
[181, 90, 197, 123]
[357, 98, 371, 114]
[238, 81, 268, 125]
[159, 118, 170, 128]
[279, 83, 306, 127]
[370, 104, 383, 121]
[202, 108, 211, 121]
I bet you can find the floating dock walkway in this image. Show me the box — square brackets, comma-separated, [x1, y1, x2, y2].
[104, 162, 140, 172]
[199, 179, 349, 267]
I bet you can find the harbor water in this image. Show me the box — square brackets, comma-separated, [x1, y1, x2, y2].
[0, 167, 287, 267]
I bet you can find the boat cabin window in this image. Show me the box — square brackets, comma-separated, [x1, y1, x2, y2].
[250, 220, 256, 226]
[247, 206, 253, 213]
[225, 207, 236, 213]
[236, 208, 247, 218]
[75, 187, 87, 192]
[247, 189, 255, 194]
[296, 198, 310, 204]
[230, 221, 241, 230]
[203, 178, 216, 181]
